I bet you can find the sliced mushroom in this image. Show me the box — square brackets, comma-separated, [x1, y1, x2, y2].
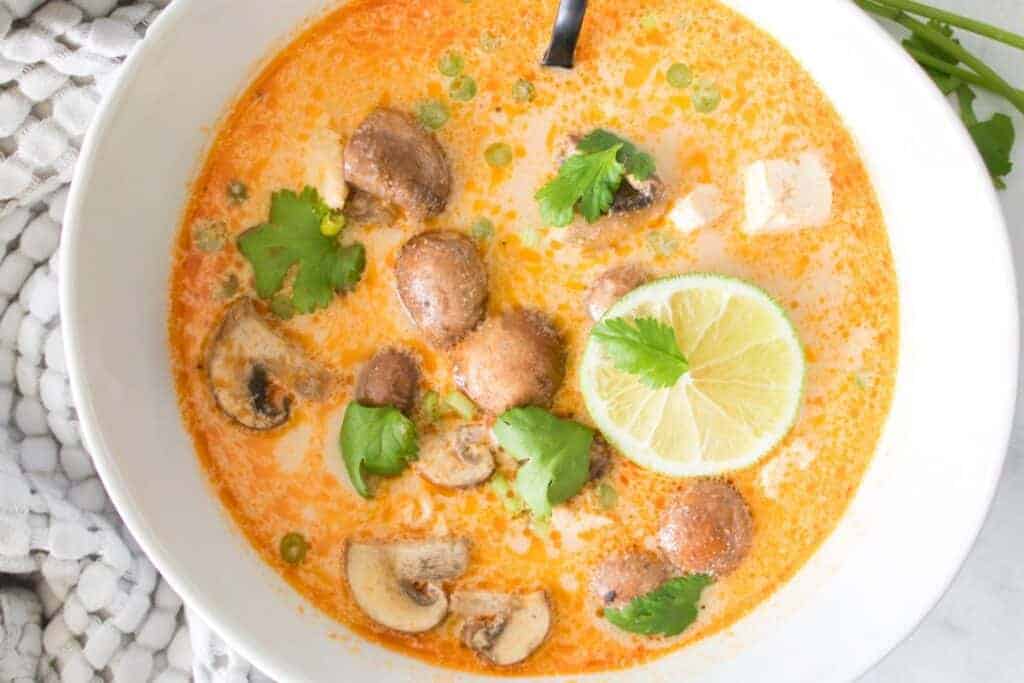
[587, 435, 613, 482]
[453, 309, 565, 414]
[395, 231, 488, 347]
[585, 265, 648, 321]
[343, 187, 399, 227]
[355, 348, 420, 414]
[657, 480, 753, 576]
[415, 424, 496, 488]
[343, 108, 452, 218]
[345, 538, 469, 633]
[204, 298, 334, 430]
[590, 551, 673, 608]
[452, 590, 551, 666]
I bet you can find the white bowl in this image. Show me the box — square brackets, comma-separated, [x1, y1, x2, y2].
[60, 0, 1018, 680]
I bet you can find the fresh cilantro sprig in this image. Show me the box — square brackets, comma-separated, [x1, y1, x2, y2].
[591, 317, 689, 389]
[340, 403, 418, 498]
[857, 0, 1023, 188]
[535, 130, 657, 226]
[238, 187, 366, 315]
[492, 406, 593, 518]
[604, 575, 712, 637]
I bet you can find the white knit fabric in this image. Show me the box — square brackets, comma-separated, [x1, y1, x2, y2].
[0, 2, 267, 681]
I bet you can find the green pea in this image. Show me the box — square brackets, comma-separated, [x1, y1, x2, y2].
[692, 82, 721, 113]
[419, 390, 440, 423]
[438, 50, 465, 77]
[470, 217, 495, 240]
[512, 78, 535, 103]
[666, 62, 692, 89]
[270, 294, 295, 320]
[193, 221, 226, 253]
[280, 532, 308, 565]
[417, 99, 450, 130]
[597, 482, 618, 509]
[640, 12, 658, 30]
[227, 180, 248, 204]
[484, 142, 514, 167]
[450, 75, 477, 102]
[480, 31, 500, 52]
[320, 211, 345, 237]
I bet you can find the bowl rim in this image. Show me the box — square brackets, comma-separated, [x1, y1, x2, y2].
[59, 0, 1019, 680]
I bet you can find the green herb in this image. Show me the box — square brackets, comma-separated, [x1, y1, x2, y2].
[513, 78, 536, 102]
[485, 142, 514, 167]
[591, 317, 689, 389]
[535, 144, 624, 227]
[493, 406, 594, 518]
[597, 482, 618, 509]
[450, 75, 478, 101]
[470, 217, 495, 240]
[217, 273, 239, 300]
[604, 575, 712, 636]
[418, 390, 440, 423]
[227, 180, 249, 204]
[237, 187, 365, 315]
[193, 221, 227, 252]
[691, 81, 721, 113]
[340, 403, 418, 499]
[269, 294, 295, 320]
[575, 129, 656, 181]
[957, 86, 1015, 188]
[444, 390, 477, 420]
[417, 99, 450, 130]
[439, 50, 465, 77]
[666, 62, 693, 89]
[490, 473, 527, 515]
[279, 532, 309, 565]
[480, 31, 500, 52]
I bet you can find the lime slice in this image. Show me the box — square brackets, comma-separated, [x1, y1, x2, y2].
[580, 274, 804, 477]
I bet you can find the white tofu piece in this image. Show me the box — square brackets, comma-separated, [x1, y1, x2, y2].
[743, 153, 832, 234]
[305, 121, 348, 210]
[667, 184, 726, 233]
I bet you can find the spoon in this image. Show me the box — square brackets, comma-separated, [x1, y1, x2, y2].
[542, 0, 588, 68]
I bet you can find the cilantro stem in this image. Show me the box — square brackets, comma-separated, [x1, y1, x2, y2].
[905, 45, 1024, 100]
[868, 0, 1024, 51]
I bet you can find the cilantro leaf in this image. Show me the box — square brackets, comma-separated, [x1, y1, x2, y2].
[591, 317, 689, 389]
[604, 575, 712, 636]
[956, 86, 1016, 188]
[536, 144, 625, 226]
[493, 407, 593, 518]
[576, 129, 657, 181]
[340, 403, 418, 498]
[238, 187, 366, 315]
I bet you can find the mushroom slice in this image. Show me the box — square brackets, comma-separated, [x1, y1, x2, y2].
[415, 425, 496, 488]
[453, 590, 551, 666]
[204, 298, 334, 430]
[345, 538, 470, 633]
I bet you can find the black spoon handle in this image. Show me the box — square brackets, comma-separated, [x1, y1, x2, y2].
[542, 0, 588, 69]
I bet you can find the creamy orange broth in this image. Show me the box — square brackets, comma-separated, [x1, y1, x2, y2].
[169, 0, 898, 675]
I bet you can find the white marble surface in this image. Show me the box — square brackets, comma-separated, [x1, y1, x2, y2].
[861, 1, 1024, 681]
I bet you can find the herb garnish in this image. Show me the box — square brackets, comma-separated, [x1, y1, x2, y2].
[604, 575, 712, 636]
[237, 186, 365, 315]
[591, 317, 689, 389]
[340, 403, 418, 498]
[493, 406, 593, 518]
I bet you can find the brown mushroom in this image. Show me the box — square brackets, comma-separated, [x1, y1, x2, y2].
[585, 265, 648, 321]
[345, 537, 470, 633]
[355, 348, 420, 414]
[657, 480, 753, 576]
[343, 187, 399, 227]
[204, 298, 333, 430]
[590, 551, 673, 608]
[452, 309, 565, 415]
[452, 590, 551, 666]
[395, 231, 488, 347]
[414, 424, 496, 488]
[343, 108, 451, 218]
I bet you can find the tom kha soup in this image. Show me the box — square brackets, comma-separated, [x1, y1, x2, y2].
[169, 0, 898, 675]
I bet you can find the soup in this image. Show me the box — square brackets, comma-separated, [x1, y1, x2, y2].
[168, 0, 898, 675]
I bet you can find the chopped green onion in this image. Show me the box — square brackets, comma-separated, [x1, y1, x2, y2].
[450, 75, 478, 101]
[417, 99, 450, 130]
[480, 31, 500, 52]
[519, 227, 540, 249]
[470, 217, 495, 240]
[692, 81, 721, 113]
[444, 390, 477, 419]
[227, 180, 248, 204]
[484, 142, 514, 167]
[320, 210, 345, 237]
[279, 532, 308, 565]
[438, 50, 465, 77]
[218, 273, 239, 300]
[270, 294, 295, 320]
[490, 474, 527, 515]
[597, 482, 618, 509]
[193, 221, 227, 253]
[513, 78, 536, 102]
[419, 390, 440, 423]
[666, 62, 692, 89]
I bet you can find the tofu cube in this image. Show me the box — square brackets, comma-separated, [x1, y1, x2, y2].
[668, 184, 725, 233]
[743, 153, 832, 234]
